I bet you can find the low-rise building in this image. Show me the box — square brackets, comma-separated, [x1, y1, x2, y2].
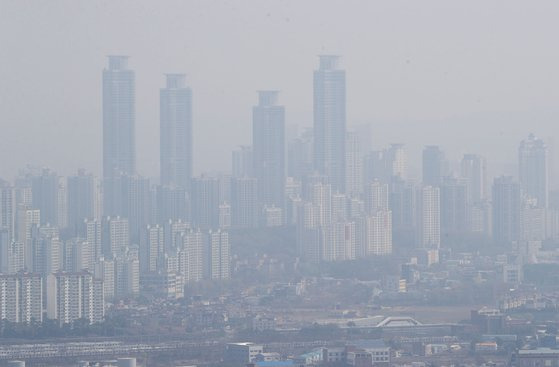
[351, 340, 391, 365]
[225, 342, 264, 366]
[514, 348, 559, 367]
[346, 349, 372, 367]
[322, 347, 346, 363]
[252, 315, 276, 332]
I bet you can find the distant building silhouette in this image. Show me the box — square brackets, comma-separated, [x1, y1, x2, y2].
[422, 146, 444, 187]
[102, 56, 136, 220]
[440, 177, 469, 236]
[252, 91, 285, 211]
[519, 134, 548, 208]
[232, 146, 254, 178]
[160, 74, 193, 190]
[231, 177, 259, 229]
[67, 169, 96, 235]
[102, 55, 135, 179]
[191, 176, 221, 229]
[345, 131, 363, 197]
[313, 55, 346, 193]
[31, 169, 59, 227]
[492, 176, 521, 244]
[461, 154, 487, 204]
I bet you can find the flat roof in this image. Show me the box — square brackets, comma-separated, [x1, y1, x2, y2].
[518, 348, 559, 355]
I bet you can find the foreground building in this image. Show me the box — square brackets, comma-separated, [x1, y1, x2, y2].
[46, 271, 104, 325]
[513, 348, 559, 367]
[0, 272, 42, 323]
[225, 342, 264, 366]
[208, 229, 230, 280]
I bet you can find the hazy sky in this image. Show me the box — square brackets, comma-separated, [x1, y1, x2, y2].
[1, 1, 559, 183]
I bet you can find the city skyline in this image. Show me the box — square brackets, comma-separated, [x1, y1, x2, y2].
[2, 1, 559, 182]
[3, 3, 559, 366]
[1, 52, 554, 186]
[0, 54, 554, 271]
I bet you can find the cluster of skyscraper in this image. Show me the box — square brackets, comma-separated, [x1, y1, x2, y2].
[98, 54, 556, 265]
[0, 54, 556, 325]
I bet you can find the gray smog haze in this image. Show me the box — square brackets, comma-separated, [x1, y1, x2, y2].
[1, 0, 559, 183]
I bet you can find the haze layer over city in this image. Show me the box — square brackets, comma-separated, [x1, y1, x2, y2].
[2, 1, 559, 367]
[3, 1, 559, 181]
